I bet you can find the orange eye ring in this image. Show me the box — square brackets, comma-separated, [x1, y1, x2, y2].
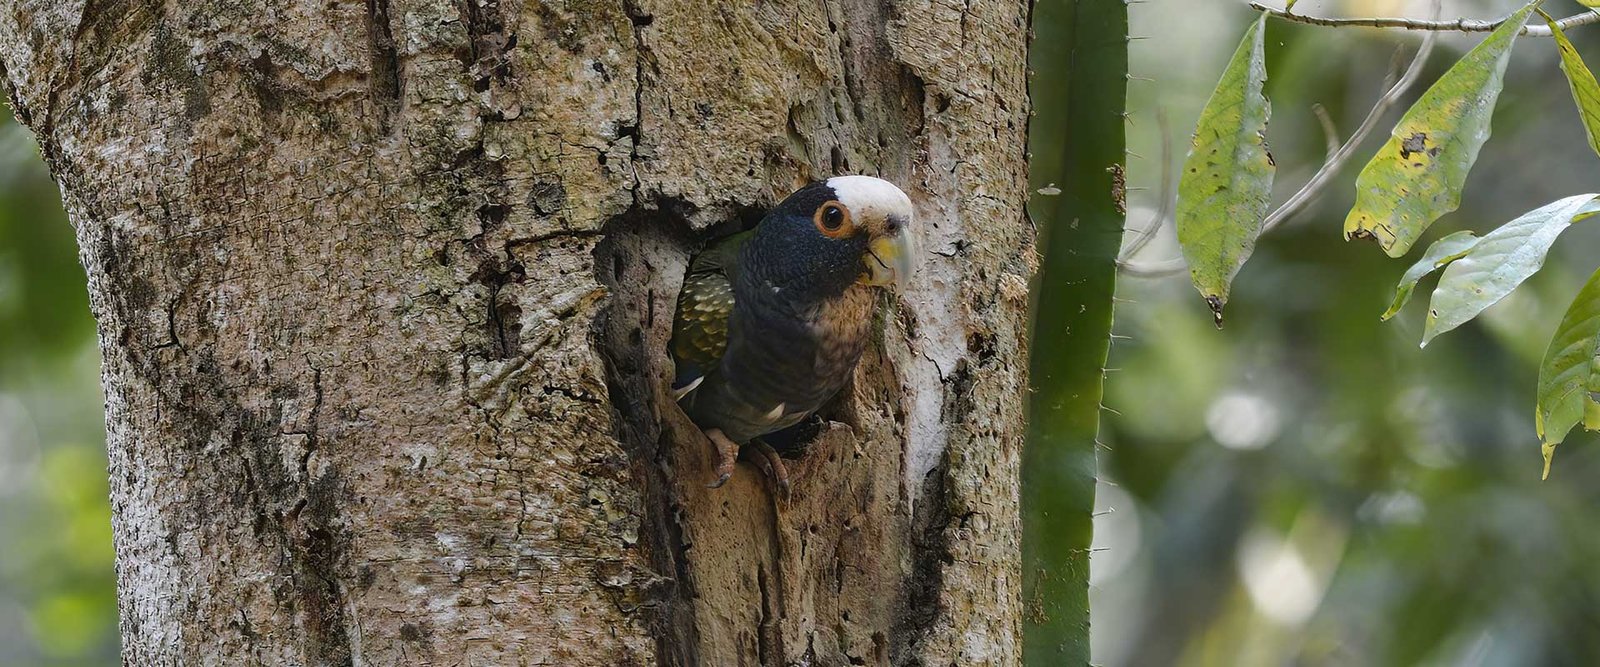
[813, 200, 853, 238]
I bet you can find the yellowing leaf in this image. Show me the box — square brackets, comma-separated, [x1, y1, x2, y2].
[1536, 265, 1600, 478]
[1542, 10, 1600, 159]
[1422, 194, 1599, 346]
[1343, 0, 1541, 257]
[1177, 15, 1275, 325]
[1381, 230, 1480, 321]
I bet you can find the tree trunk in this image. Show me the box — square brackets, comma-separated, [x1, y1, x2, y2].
[0, 0, 1033, 664]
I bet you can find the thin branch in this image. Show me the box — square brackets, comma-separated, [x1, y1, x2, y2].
[1249, 2, 1600, 37]
[1118, 108, 1175, 264]
[1261, 3, 1439, 233]
[1118, 257, 1187, 277]
[1311, 104, 1340, 160]
[1117, 109, 1189, 277]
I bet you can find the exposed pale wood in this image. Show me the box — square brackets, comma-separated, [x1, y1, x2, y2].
[0, 0, 1032, 663]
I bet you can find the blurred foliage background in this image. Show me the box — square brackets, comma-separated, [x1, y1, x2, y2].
[1100, 0, 1600, 665]
[0, 109, 118, 663]
[2, 0, 1598, 665]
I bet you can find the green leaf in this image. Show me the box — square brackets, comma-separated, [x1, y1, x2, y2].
[1343, 0, 1541, 257]
[1286, 0, 1299, 10]
[1536, 266, 1600, 479]
[1422, 194, 1600, 346]
[1381, 231, 1480, 321]
[1542, 10, 1600, 159]
[1176, 14, 1275, 324]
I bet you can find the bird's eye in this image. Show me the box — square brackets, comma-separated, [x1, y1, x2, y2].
[814, 201, 852, 237]
[822, 206, 845, 229]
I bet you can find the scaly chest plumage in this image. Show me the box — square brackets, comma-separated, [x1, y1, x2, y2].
[684, 284, 875, 443]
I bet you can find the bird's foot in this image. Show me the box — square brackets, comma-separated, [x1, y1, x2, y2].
[747, 440, 792, 501]
[705, 428, 740, 489]
[702, 430, 792, 499]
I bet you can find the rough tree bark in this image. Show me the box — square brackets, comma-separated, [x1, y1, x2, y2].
[0, 0, 1034, 663]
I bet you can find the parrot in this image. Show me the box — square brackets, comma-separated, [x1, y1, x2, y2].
[669, 175, 917, 495]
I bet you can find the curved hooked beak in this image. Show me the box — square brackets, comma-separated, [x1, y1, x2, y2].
[861, 222, 917, 290]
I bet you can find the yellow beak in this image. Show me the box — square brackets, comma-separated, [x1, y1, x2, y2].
[862, 232, 917, 289]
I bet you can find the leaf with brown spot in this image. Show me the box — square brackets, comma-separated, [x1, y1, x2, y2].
[1176, 14, 1275, 324]
[1343, 0, 1541, 257]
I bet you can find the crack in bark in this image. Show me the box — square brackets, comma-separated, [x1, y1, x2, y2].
[297, 367, 325, 478]
[287, 479, 357, 667]
[892, 446, 954, 662]
[458, 0, 518, 111]
[110, 252, 357, 665]
[31, 0, 106, 169]
[364, 0, 402, 131]
[757, 565, 781, 666]
[621, 0, 652, 204]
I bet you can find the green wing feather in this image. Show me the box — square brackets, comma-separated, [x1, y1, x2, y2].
[670, 231, 752, 391]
